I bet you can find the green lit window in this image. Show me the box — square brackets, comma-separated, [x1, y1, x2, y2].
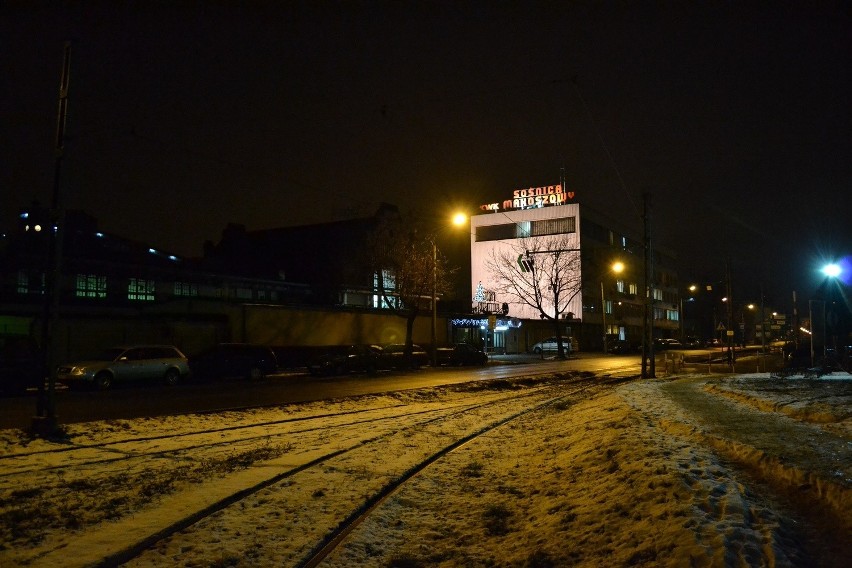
[76, 274, 107, 299]
[174, 282, 198, 297]
[128, 278, 155, 301]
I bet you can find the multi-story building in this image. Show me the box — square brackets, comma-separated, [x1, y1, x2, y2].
[469, 183, 680, 353]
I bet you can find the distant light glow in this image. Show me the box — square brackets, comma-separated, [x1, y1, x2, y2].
[822, 263, 841, 278]
[149, 248, 157, 254]
[34, 225, 42, 232]
[20, 212, 29, 219]
[612, 261, 625, 273]
[818, 257, 851, 285]
[168, 255, 178, 261]
[96, 232, 104, 238]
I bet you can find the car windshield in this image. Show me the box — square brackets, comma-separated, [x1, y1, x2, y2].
[93, 348, 127, 361]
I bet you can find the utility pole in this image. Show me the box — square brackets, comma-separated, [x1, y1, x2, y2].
[726, 261, 734, 372]
[641, 192, 655, 378]
[33, 42, 71, 437]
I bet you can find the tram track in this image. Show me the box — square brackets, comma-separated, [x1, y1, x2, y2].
[296, 375, 628, 568]
[2, 373, 633, 567]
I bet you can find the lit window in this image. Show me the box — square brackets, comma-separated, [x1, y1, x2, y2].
[373, 269, 396, 308]
[174, 282, 198, 297]
[628, 283, 637, 295]
[17, 271, 29, 294]
[76, 274, 107, 299]
[616, 280, 625, 293]
[128, 278, 155, 301]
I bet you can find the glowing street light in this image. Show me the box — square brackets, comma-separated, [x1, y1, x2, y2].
[601, 261, 626, 354]
[821, 263, 841, 278]
[432, 212, 468, 366]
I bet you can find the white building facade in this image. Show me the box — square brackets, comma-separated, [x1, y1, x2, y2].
[470, 201, 584, 322]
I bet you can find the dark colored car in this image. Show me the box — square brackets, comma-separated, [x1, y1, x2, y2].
[0, 335, 46, 396]
[437, 343, 488, 366]
[382, 343, 429, 369]
[653, 338, 683, 350]
[189, 343, 279, 381]
[307, 344, 385, 376]
[607, 340, 637, 355]
[57, 345, 189, 390]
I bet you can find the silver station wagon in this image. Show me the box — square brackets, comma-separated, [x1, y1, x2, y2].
[57, 345, 189, 390]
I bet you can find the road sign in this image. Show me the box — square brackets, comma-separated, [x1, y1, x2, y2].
[716, 323, 726, 331]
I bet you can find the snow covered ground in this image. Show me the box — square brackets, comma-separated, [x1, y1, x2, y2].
[1, 370, 849, 567]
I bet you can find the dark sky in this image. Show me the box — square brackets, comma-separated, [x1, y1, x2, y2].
[2, 2, 850, 305]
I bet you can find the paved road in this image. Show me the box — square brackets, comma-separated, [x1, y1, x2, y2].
[0, 353, 644, 430]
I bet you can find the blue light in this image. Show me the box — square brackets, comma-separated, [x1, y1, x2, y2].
[20, 212, 29, 219]
[95, 232, 104, 238]
[149, 248, 157, 254]
[168, 255, 178, 261]
[822, 264, 841, 278]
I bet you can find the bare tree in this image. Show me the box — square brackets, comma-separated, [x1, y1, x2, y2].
[485, 233, 582, 359]
[363, 214, 455, 366]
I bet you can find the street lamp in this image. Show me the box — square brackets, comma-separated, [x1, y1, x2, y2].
[601, 261, 625, 354]
[812, 261, 845, 366]
[431, 212, 468, 367]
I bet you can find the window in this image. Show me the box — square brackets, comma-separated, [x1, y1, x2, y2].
[475, 217, 576, 242]
[628, 283, 638, 295]
[236, 288, 253, 300]
[652, 288, 663, 301]
[530, 217, 575, 237]
[616, 280, 625, 293]
[76, 274, 107, 299]
[475, 223, 517, 242]
[604, 299, 613, 315]
[128, 278, 155, 301]
[373, 269, 396, 308]
[174, 282, 198, 297]
[17, 271, 45, 295]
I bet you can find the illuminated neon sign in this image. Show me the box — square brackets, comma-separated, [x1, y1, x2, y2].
[479, 184, 575, 212]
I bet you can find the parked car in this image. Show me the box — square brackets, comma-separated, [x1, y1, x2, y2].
[382, 343, 429, 369]
[653, 338, 683, 350]
[0, 335, 46, 396]
[57, 345, 189, 390]
[436, 343, 488, 366]
[307, 344, 386, 377]
[189, 343, 278, 381]
[530, 336, 576, 355]
[607, 340, 637, 355]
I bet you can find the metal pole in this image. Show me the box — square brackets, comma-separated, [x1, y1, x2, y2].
[34, 42, 71, 436]
[600, 280, 607, 354]
[431, 241, 437, 367]
[809, 300, 814, 367]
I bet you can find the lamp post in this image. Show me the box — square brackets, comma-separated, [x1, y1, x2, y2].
[430, 212, 468, 367]
[431, 240, 437, 367]
[601, 261, 625, 354]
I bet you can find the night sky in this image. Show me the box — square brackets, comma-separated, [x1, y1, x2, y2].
[3, 2, 850, 306]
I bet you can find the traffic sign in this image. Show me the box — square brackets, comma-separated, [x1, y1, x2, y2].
[716, 323, 726, 331]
